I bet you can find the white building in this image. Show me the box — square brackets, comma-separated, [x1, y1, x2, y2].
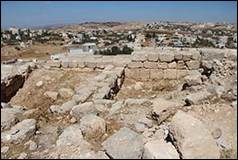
[82, 43, 97, 53]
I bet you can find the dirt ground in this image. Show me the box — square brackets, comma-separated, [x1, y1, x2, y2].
[1, 43, 66, 62]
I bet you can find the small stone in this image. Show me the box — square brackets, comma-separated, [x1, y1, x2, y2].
[135, 122, 146, 133]
[25, 140, 38, 151]
[58, 88, 74, 98]
[211, 128, 222, 139]
[70, 117, 77, 124]
[1, 146, 9, 154]
[216, 136, 232, 150]
[36, 81, 43, 87]
[44, 91, 58, 100]
[18, 152, 28, 159]
[134, 82, 143, 90]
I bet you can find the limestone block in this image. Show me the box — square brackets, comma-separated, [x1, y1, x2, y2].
[143, 62, 158, 69]
[185, 60, 200, 70]
[68, 60, 78, 68]
[182, 52, 192, 61]
[150, 69, 164, 80]
[177, 70, 189, 79]
[158, 62, 168, 69]
[177, 61, 187, 69]
[132, 53, 147, 62]
[147, 54, 159, 62]
[128, 62, 143, 69]
[159, 53, 174, 62]
[168, 62, 177, 69]
[138, 69, 150, 81]
[164, 69, 177, 80]
[174, 52, 183, 60]
[61, 60, 69, 68]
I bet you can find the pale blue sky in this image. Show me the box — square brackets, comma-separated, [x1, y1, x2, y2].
[1, 1, 237, 28]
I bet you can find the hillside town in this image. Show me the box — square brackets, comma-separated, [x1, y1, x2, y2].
[1, 22, 237, 59]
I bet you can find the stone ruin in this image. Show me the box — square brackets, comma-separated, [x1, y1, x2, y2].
[1, 47, 237, 159]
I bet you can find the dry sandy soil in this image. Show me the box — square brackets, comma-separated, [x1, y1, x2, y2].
[1, 43, 66, 62]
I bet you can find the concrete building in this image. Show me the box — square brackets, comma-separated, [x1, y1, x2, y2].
[82, 43, 97, 53]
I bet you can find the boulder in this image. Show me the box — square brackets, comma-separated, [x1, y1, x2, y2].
[151, 98, 182, 124]
[1, 108, 23, 130]
[102, 127, 144, 159]
[56, 124, 84, 146]
[1, 119, 36, 144]
[185, 60, 200, 70]
[109, 101, 125, 115]
[72, 88, 94, 103]
[184, 70, 202, 86]
[79, 114, 106, 138]
[185, 90, 211, 105]
[70, 102, 97, 120]
[58, 100, 77, 113]
[169, 111, 220, 159]
[58, 88, 74, 98]
[143, 139, 180, 159]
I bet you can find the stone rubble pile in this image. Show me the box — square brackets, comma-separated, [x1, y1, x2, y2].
[1, 48, 237, 159]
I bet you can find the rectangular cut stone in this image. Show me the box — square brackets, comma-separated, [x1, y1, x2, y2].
[138, 69, 150, 81]
[174, 52, 183, 60]
[182, 52, 192, 61]
[200, 49, 225, 61]
[128, 62, 143, 69]
[164, 69, 177, 80]
[47, 61, 61, 68]
[96, 63, 105, 69]
[185, 60, 200, 70]
[143, 62, 158, 69]
[85, 61, 97, 68]
[77, 62, 85, 68]
[132, 53, 147, 62]
[191, 51, 201, 60]
[68, 60, 78, 68]
[177, 61, 187, 69]
[168, 62, 177, 69]
[158, 62, 168, 69]
[177, 70, 189, 79]
[150, 69, 164, 80]
[61, 61, 69, 68]
[159, 53, 174, 62]
[125, 68, 140, 80]
[147, 54, 159, 62]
